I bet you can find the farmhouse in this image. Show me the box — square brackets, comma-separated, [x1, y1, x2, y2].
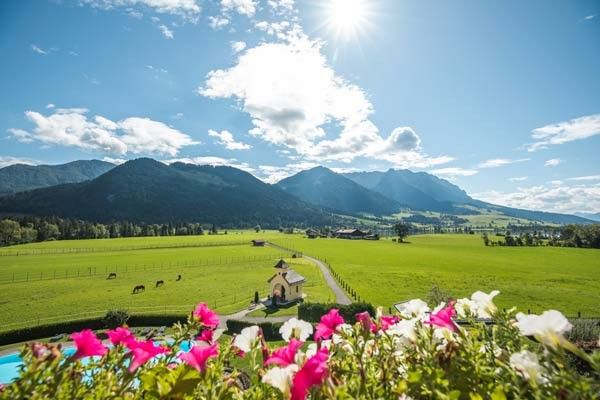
[251, 239, 266, 247]
[334, 228, 367, 240]
[306, 228, 319, 239]
[268, 259, 305, 303]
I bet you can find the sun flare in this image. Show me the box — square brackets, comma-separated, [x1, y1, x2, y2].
[326, 0, 371, 39]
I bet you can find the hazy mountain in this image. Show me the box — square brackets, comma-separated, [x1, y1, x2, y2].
[276, 166, 401, 215]
[0, 158, 330, 226]
[0, 160, 115, 195]
[574, 213, 600, 222]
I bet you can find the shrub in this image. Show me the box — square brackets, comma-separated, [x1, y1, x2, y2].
[298, 302, 375, 322]
[102, 310, 130, 329]
[226, 319, 283, 341]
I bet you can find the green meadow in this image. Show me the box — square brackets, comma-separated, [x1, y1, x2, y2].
[0, 232, 599, 331]
[271, 234, 600, 316]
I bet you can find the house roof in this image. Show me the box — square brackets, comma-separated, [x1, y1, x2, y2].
[274, 259, 289, 269]
[267, 269, 305, 285]
[335, 229, 365, 234]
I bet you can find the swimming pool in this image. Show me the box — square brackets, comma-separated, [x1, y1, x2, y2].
[0, 341, 193, 384]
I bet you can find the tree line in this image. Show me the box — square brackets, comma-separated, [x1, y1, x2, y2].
[0, 216, 210, 247]
[482, 224, 600, 249]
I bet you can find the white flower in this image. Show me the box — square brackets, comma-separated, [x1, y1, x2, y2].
[232, 325, 260, 353]
[279, 318, 313, 342]
[515, 310, 572, 348]
[510, 350, 547, 384]
[455, 298, 478, 318]
[262, 364, 298, 397]
[471, 290, 500, 318]
[386, 318, 418, 350]
[397, 299, 430, 319]
[305, 340, 332, 359]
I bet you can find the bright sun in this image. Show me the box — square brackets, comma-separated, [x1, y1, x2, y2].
[326, 0, 371, 39]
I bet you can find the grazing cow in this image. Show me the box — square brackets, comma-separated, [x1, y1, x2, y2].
[107, 272, 117, 280]
[132, 285, 145, 294]
[176, 274, 182, 281]
[155, 280, 164, 288]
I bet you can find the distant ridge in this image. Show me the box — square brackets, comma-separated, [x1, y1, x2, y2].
[0, 160, 115, 195]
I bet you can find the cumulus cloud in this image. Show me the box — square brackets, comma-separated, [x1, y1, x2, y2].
[10, 108, 198, 157]
[0, 156, 38, 168]
[79, 0, 201, 20]
[430, 167, 478, 177]
[208, 16, 230, 29]
[200, 36, 451, 169]
[208, 129, 252, 150]
[474, 183, 600, 214]
[164, 156, 254, 173]
[478, 158, 529, 169]
[221, 0, 257, 16]
[544, 158, 562, 167]
[257, 162, 319, 183]
[268, 0, 294, 13]
[526, 113, 600, 152]
[158, 24, 174, 38]
[231, 41, 247, 53]
[102, 156, 127, 165]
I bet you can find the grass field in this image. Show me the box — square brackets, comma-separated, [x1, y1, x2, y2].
[0, 232, 332, 330]
[271, 234, 600, 316]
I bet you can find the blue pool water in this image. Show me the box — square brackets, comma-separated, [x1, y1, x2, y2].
[0, 341, 192, 384]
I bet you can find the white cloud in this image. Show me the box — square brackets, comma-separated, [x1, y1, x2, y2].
[474, 183, 600, 214]
[509, 176, 528, 182]
[31, 44, 48, 55]
[544, 158, 562, 167]
[10, 108, 198, 157]
[430, 167, 478, 177]
[79, 0, 201, 20]
[268, 0, 294, 13]
[201, 36, 451, 169]
[158, 24, 174, 38]
[478, 158, 529, 169]
[231, 41, 247, 53]
[567, 175, 600, 181]
[527, 114, 600, 151]
[257, 162, 319, 183]
[164, 156, 254, 173]
[102, 156, 127, 165]
[208, 16, 230, 29]
[46, 103, 55, 109]
[0, 156, 38, 169]
[584, 14, 596, 20]
[221, 0, 257, 17]
[208, 129, 252, 150]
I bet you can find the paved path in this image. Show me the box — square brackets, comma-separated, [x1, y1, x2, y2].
[267, 242, 351, 305]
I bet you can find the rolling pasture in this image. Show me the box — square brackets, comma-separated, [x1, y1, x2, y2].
[0, 232, 333, 330]
[272, 234, 600, 316]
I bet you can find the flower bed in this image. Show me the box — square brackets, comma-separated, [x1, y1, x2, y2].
[1, 291, 599, 399]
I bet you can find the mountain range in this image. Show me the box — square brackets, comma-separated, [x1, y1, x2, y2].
[0, 158, 592, 226]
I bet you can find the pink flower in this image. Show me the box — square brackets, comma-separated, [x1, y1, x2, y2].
[197, 329, 214, 344]
[356, 312, 378, 333]
[291, 347, 329, 400]
[126, 339, 170, 372]
[425, 302, 458, 332]
[107, 327, 135, 346]
[314, 309, 345, 341]
[178, 343, 219, 372]
[193, 303, 220, 329]
[265, 339, 303, 367]
[380, 315, 400, 331]
[70, 329, 107, 360]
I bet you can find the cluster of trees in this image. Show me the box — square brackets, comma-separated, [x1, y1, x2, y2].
[482, 224, 600, 249]
[0, 216, 208, 247]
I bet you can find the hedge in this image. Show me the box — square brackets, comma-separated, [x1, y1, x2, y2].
[225, 319, 284, 341]
[0, 314, 189, 346]
[298, 302, 376, 323]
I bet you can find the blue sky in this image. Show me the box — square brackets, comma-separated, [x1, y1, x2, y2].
[0, 0, 599, 214]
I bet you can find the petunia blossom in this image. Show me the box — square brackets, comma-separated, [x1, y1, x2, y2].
[396, 299, 430, 319]
[197, 329, 214, 344]
[280, 318, 314, 342]
[107, 327, 135, 347]
[291, 347, 329, 400]
[515, 310, 573, 349]
[233, 325, 260, 353]
[379, 315, 400, 331]
[510, 350, 547, 384]
[178, 343, 219, 372]
[355, 311, 377, 333]
[425, 301, 458, 332]
[262, 364, 299, 398]
[193, 303, 220, 329]
[314, 309, 345, 341]
[265, 339, 304, 367]
[471, 290, 500, 319]
[71, 329, 108, 360]
[126, 339, 170, 372]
